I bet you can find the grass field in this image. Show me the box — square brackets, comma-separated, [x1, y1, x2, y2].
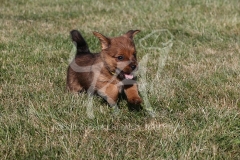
[1, 0, 240, 159]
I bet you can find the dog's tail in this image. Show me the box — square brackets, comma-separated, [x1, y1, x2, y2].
[70, 30, 90, 55]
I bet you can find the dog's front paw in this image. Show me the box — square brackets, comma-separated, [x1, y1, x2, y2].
[128, 97, 142, 105]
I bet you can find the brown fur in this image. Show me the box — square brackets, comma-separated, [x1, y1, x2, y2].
[67, 30, 142, 107]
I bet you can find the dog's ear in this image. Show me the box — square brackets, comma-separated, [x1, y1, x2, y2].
[124, 30, 140, 39]
[93, 32, 111, 50]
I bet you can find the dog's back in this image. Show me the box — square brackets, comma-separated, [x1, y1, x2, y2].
[67, 30, 97, 92]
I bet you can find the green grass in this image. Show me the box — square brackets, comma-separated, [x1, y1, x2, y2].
[1, 0, 240, 159]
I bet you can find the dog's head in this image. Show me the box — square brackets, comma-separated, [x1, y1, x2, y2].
[93, 30, 140, 80]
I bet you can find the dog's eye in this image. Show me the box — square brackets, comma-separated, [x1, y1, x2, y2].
[117, 56, 124, 61]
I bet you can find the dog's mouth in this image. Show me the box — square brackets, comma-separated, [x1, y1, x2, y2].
[124, 73, 134, 79]
[116, 69, 134, 80]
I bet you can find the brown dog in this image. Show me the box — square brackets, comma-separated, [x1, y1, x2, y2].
[67, 30, 142, 109]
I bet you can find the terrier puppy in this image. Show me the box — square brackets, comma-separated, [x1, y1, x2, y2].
[67, 30, 142, 108]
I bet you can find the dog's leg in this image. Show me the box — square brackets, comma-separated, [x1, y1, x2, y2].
[98, 84, 120, 115]
[67, 68, 83, 93]
[124, 84, 142, 105]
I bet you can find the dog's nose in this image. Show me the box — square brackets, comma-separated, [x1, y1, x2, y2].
[131, 64, 136, 70]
